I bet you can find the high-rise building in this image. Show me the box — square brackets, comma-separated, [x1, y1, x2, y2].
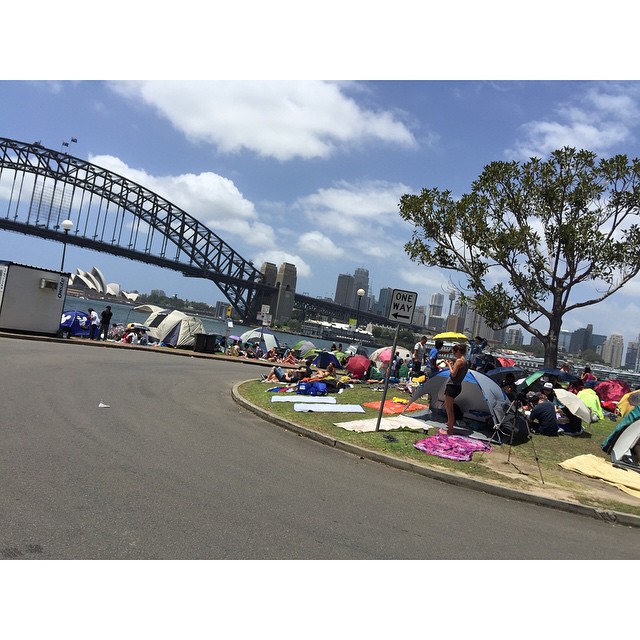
[429, 293, 444, 318]
[569, 324, 593, 355]
[376, 287, 393, 317]
[602, 333, 624, 369]
[624, 339, 640, 371]
[505, 328, 524, 346]
[352, 267, 370, 309]
[334, 273, 353, 307]
[274, 263, 297, 323]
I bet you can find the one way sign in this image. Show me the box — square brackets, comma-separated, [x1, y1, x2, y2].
[388, 288, 417, 325]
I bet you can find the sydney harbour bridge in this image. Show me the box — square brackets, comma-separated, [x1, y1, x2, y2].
[0, 137, 418, 330]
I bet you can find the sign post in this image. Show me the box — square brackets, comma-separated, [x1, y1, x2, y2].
[375, 289, 418, 432]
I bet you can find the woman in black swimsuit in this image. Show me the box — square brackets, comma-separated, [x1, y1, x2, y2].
[444, 343, 469, 436]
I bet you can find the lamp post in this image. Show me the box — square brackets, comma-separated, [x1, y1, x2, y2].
[355, 288, 365, 339]
[60, 219, 74, 272]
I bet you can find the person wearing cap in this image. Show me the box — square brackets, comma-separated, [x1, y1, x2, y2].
[528, 392, 561, 436]
[541, 381, 556, 402]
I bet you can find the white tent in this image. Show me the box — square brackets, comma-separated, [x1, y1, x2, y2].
[135, 305, 205, 348]
[240, 327, 279, 352]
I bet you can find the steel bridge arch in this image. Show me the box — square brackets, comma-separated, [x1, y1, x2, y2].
[0, 136, 275, 321]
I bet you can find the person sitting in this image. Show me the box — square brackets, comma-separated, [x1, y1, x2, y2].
[263, 347, 279, 362]
[501, 372, 517, 401]
[572, 380, 604, 421]
[528, 392, 561, 436]
[580, 366, 597, 387]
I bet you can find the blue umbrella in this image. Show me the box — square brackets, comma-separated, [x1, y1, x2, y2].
[486, 366, 525, 383]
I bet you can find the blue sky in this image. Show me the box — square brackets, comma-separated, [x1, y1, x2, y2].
[3, 5, 640, 349]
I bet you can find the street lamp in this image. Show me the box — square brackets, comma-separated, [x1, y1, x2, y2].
[356, 288, 365, 333]
[60, 219, 74, 272]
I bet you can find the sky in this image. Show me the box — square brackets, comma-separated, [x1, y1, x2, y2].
[5, 78, 640, 349]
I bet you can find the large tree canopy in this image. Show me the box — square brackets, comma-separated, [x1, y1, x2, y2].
[399, 148, 640, 367]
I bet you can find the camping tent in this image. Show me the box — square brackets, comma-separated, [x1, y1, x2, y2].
[403, 369, 507, 430]
[60, 309, 91, 338]
[240, 327, 279, 353]
[137, 307, 204, 347]
[594, 379, 631, 404]
[602, 406, 640, 472]
[312, 351, 341, 369]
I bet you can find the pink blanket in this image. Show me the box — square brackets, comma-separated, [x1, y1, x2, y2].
[414, 433, 491, 461]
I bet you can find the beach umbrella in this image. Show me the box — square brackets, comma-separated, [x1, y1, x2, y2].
[486, 366, 525, 385]
[345, 354, 371, 379]
[433, 331, 468, 340]
[370, 346, 412, 366]
[403, 369, 507, 424]
[554, 388, 592, 424]
[539, 367, 579, 383]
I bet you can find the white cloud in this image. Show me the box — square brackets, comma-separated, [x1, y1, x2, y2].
[297, 231, 344, 258]
[109, 81, 416, 160]
[88, 154, 276, 246]
[507, 84, 640, 159]
[251, 250, 311, 278]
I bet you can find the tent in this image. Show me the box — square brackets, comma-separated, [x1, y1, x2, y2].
[617, 389, 640, 417]
[138, 307, 204, 347]
[602, 406, 640, 473]
[60, 309, 91, 338]
[312, 351, 341, 369]
[594, 379, 631, 404]
[403, 369, 507, 432]
[240, 327, 279, 353]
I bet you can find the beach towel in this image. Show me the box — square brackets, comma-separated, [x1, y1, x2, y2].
[363, 400, 429, 415]
[559, 454, 640, 499]
[294, 404, 365, 413]
[271, 395, 336, 403]
[413, 433, 492, 461]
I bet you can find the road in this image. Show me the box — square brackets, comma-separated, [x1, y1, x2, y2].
[1, 337, 638, 560]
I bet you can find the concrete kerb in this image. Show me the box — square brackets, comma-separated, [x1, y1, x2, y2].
[232, 381, 640, 529]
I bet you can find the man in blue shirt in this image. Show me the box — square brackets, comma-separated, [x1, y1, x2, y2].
[528, 393, 560, 436]
[428, 339, 444, 377]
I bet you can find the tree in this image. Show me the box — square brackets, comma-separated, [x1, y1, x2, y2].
[580, 349, 605, 364]
[399, 148, 640, 367]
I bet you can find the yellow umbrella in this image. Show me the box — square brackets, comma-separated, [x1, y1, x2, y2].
[433, 331, 468, 340]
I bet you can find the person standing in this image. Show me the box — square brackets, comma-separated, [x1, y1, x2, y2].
[428, 339, 444, 377]
[99, 305, 113, 341]
[443, 343, 469, 436]
[88, 308, 100, 340]
[412, 336, 428, 377]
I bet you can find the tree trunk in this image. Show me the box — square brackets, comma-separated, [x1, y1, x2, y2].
[544, 317, 562, 368]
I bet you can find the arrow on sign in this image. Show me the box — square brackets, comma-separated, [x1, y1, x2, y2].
[391, 311, 410, 320]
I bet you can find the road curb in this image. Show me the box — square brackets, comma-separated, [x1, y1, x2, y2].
[232, 381, 640, 529]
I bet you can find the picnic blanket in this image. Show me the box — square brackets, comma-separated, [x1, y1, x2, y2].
[271, 395, 336, 403]
[334, 415, 429, 432]
[559, 454, 640, 499]
[363, 400, 429, 415]
[414, 433, 492, 461]
[294, 404, 365, 413]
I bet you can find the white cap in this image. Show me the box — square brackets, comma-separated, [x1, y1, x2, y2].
[543, 382, 553, 389]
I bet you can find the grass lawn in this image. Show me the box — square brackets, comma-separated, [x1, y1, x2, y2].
[237, 377, 640, 518]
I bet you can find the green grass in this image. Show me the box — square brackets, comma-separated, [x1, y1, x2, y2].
[237, 378, 640, 518]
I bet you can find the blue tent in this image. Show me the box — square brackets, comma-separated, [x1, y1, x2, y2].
[60, 309, 91, 338]
[312, 351, 341, 369]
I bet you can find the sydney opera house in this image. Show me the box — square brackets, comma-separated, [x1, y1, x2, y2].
[68, 266, 139, 302]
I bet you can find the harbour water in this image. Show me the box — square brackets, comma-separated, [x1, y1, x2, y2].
[66, 296, 370, 354]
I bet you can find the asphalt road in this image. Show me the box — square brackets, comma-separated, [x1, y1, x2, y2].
[1, 337, 638, 560]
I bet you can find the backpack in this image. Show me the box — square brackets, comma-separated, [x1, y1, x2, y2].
[297, 381, 327, 396]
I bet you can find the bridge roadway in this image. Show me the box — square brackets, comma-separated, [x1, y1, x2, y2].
[1, 335, 638, 560]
